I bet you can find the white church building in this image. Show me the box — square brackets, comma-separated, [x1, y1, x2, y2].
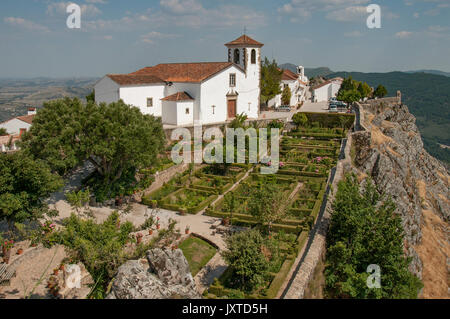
[95, 35, 264, 126]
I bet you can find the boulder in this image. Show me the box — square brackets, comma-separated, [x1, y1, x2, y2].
[107, 248, 200, 299]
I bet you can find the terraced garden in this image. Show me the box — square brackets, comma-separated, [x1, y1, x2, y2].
[141, 122, 350, 299]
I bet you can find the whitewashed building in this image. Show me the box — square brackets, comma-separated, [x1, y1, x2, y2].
[268, 66, 309, 108]
[0, 107, 36, 152]
[0, 108, 36, 136]
[312, 78, 343, 102]
[95, 35, 264, 126]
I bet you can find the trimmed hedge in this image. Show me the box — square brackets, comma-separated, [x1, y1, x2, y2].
[158, 188, 218, 214]
[293, 112, 355, 129]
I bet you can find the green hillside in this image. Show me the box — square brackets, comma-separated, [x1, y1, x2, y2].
[328, 71, 450, 165]
[279, 64, 334, 79]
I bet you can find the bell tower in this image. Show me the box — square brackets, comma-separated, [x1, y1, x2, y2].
[225, 34, 264, 118]
[225, 34, 264, 76]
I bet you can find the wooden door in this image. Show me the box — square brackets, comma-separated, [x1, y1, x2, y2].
[227, 99, 236, 119]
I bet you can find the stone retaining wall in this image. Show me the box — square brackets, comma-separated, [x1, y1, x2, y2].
[143, 163, 190, 196]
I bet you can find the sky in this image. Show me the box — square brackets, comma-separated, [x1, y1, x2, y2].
[1, 0, 449, 78]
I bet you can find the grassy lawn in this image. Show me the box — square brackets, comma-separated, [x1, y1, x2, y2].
[179, 236, 217, 276]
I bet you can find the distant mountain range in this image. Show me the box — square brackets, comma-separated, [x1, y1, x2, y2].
[279, 64, 334, 79]
[0, 77, 97, 123]
[405, 70, 450, 77]
[280, 64, 450, 79]
[327, 71, 450, 165]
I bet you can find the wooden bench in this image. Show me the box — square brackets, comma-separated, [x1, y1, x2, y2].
[0, 263, 16, 286]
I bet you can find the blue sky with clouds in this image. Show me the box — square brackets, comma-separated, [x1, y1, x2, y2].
[1, 0, 449, 77]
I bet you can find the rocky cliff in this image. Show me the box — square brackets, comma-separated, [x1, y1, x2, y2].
[352, 100, 449, 298]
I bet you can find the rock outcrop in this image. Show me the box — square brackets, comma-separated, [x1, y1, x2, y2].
[352, 100, 449, 298]
[107, 248, 200, 299]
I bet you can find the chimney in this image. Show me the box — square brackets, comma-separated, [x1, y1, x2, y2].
[28, 107, 36, 115]
[297, 66, 305, 79]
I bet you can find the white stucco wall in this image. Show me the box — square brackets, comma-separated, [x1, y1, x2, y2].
[176, 101, 194, 126]
[95, 76, 120, 105]
[0, 119, 31, 136]
[165, 83, 200, 122]
[119, 85, 165, 116]
[161, 101, 178, 125]
[313, 81, 342, 102]
[330, 82, 341, 98]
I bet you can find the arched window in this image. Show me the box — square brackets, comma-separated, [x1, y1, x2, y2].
[251, 49, 256, 64]
[234, 49, 240, 64]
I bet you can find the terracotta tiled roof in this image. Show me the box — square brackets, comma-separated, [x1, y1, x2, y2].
[281, 69, 299, 81]
[298, 80, 308, 86]
[107, 74, 164, 85]
[161, 92, 194, 102]
[130, 62, 237, 83]
[312, 80, 332, 90]
[225, 35, 264, 47]
[13, 114, 35, 124]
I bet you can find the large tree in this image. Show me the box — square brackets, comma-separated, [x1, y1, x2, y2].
[374, 85, 388, 98]
[222, 229, 271, 292]
[247, 183, 285, 233]
[325, 174, 423, 299]
[0, 152, 62, 229]
[358, 82, 372, 99]
[337, 89, 361, 105]
[260, 57, 283, 106]
[281, 85, 292, 106]
[21, 98, 166, 186]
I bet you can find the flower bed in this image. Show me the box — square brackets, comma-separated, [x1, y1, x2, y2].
[159, 188, 217, 214]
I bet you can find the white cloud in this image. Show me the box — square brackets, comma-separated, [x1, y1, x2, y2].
[140, 31, 179, 44]
[84, 1, 266, 31]
[4, 17, 50, 33]
[395, 31, 413, 39]
[278, 0, 371, 23]
[47, 2, 102, 17]
[160, 0, 203, 15]
[85, 0, 107, 3]
[326, 6, 367, 22]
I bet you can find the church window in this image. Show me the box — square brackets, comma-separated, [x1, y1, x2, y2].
[251, 49, 256, 64]
[229, 74, 236, 87]
[147, 98, 153, 107]
[212, 105, 216, 115]
[185, 108, 190, 114]
[234, 49, 240, 64]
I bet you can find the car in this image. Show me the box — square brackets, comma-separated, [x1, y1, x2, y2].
[329, 104, 338, 113]
[329, 97, 338, 102]
[277, 105, 291, 112]
[336, 101, 347, 107]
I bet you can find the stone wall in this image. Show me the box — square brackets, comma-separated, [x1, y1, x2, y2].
[143, 162, 190, 196]
[361, 94, 401, 115]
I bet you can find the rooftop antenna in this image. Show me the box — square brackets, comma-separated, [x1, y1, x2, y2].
[244, 26, 247, 35]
